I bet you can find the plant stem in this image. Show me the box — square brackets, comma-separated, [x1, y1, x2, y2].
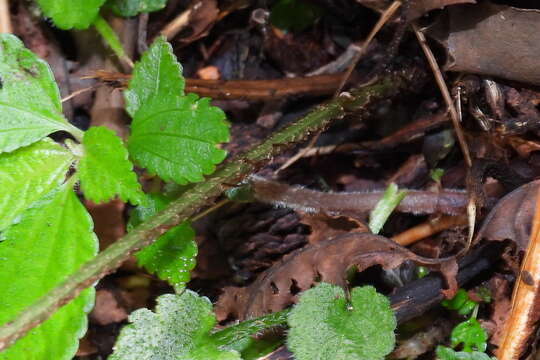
[0, 69, 422, 352]
[211, 310, 289, 347]
[93, 15, 134, 68]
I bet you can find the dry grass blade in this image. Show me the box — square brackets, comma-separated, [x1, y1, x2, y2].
[411, 23, 471, 167]
[496, 186, 540, 359]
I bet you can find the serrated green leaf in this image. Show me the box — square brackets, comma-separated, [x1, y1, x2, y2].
[107, 0, 167, 17]
[0, 34, 81, 153]
[0, 138, 73, 232]
[128, 193, 197, 290]
[78, 126, 143, 205]
[436, 346, 495, 360]
[287, 283, 396, 360]
[110, 292, 241, 360]
[125, 37, 229, 184]
[0, 183, 98, 360]
[34, 0, 107, 30]
[450, 318, 487, 352]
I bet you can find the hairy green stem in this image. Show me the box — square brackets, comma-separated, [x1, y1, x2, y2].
[0, 69, 421, 352]
[93, 15, 134, 68]
[211, 310, 289, 347]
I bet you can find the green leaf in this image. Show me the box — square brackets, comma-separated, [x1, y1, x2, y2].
[34, 0, 107, 30]
[0, 34, 81, 153]
[0, 182, 98, 360]
[287, 283, 396, 360]
[129, 193, 197, 290]
[125, 37, 230, 184]
[107, 0, 167, 17]
[110, 292, 241, 360]
[0, 138, 73, 232]
[78, 126, 143, 205]
[436, 346, 495, 360]
[368, 183, 407, 234]
[450, 318, 487, 352]
[441, 289, 477, 316]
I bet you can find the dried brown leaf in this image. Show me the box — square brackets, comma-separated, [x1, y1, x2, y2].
[215, 232, 456, 321]
[429, 3, 540, 85]
[476, 180, 540, 251]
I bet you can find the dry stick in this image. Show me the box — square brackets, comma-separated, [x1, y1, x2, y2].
[392, 215, 467, 246]
[0, 0, 11, 34]
[160, 5, 194, 40]
[250, 176, 468, 216]
[496, 187, 540, 359]
[411, 23, 476, 252]
[411, 23, 471, 167]
[0, 70, 418, 352]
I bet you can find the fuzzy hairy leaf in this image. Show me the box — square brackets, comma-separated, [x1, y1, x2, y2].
[125, 37, 229, 184]
[108, 0, 167, 17]
[287, 283, 396, 360]
[128, 193, 197, 290]
[110, 292, 241, 360]
[78, 126, 143, 205]
[0, 183, 98, 360]
[34, 0, 107, 29]
[436, 346, 495, 360]
[0, 138, 73, 231]
[0, 34, 81, 153]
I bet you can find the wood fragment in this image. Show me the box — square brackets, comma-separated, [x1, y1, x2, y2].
[0, 0, 11, 34]
[87, 70, 345, 100]
[496, 187, 540, 359]
[392, 215, 467, 246]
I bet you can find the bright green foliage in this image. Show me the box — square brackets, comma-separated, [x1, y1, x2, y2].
[0, 138, 73, 231]
[451, 318, 487, 352]
[436, 346, 495, 360]
[107, 0, 167, 17]
[129, 193, 197, 290]
[270, 0, 323, 32]
[110, 292, 241, 360]
[34, 0, 107, 29]
[78, 126, 143, 205]
[0, 34, 81, 153]
[93, 16, 131, 65]
[0, 183, 98, 360]
[136, 222, 196, 290]
[287, 283, 396, 360]
[441, 289, 477, 316]
[125, 37, 230, 184]
[368, 183, 407, 234]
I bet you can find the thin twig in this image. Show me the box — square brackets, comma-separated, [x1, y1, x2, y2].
[0, 0, 12, 34]
[335, 0, 402, 96]
[160, 5, 194, 40]
[61, 86, 97, 103]
[411, 23, 471, 167]
[0, 70, 419, 352]
[496, 187, 540, 359]
[392, 215, 467, 246]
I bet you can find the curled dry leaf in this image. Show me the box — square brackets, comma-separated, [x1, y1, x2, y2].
[476, 180, 540, 251]
[428, 3, 540, 85]
[215, 232, 457, 321]
[298, 212, 368, 244]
